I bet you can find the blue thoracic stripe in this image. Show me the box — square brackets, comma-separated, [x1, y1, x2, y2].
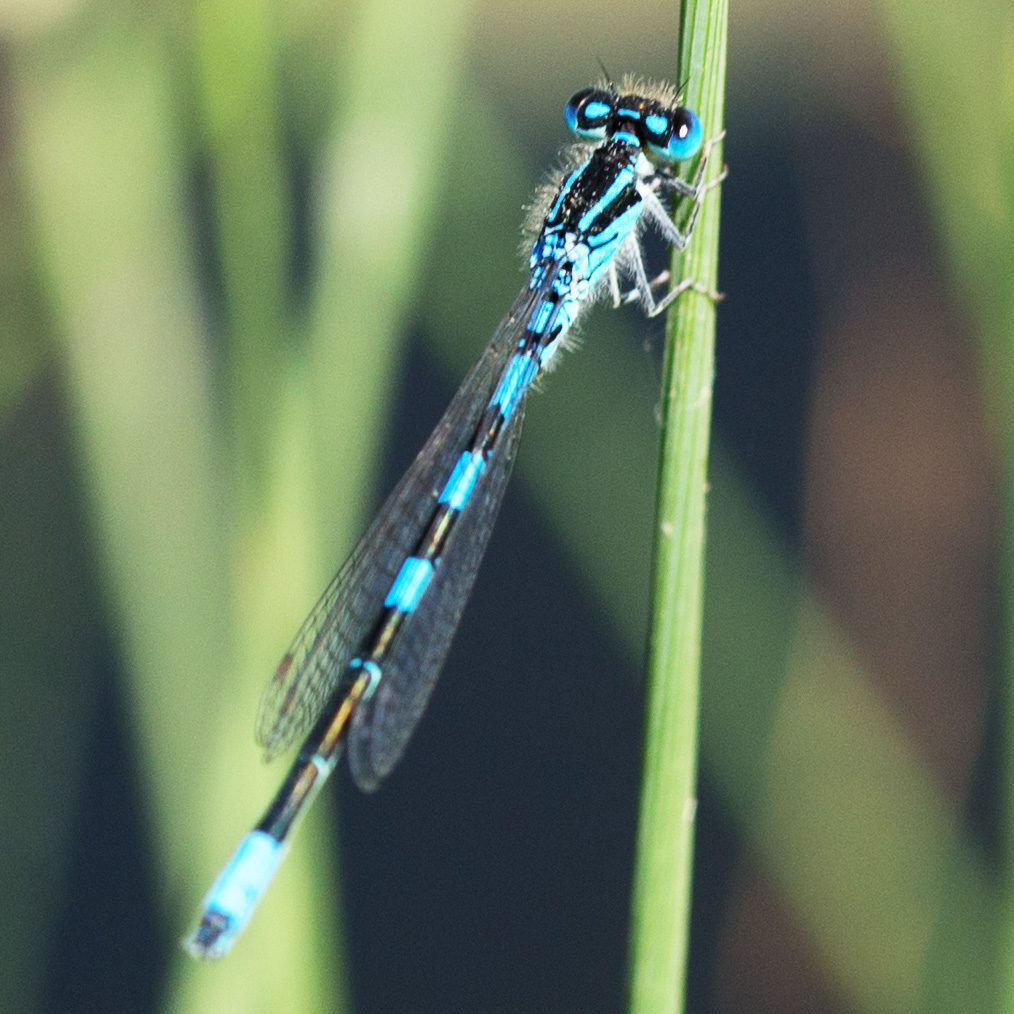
[586, 241, 617, 282]
[439, 451, 485, 511]
[577, 166, 634, 231]
[612, 131, 638, 147]
[585, 203, 643, 285]
[385, 556, 434, 612]
[490, 354, 537, 417]
[546, 167, 581, 222]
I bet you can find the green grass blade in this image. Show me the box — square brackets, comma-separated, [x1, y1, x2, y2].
[626, 1, 728, 1011]
[193, 0, 291, 498]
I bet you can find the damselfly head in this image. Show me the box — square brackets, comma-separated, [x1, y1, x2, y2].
[563, 86, 702, 163]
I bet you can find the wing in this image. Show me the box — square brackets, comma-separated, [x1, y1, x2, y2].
[347, 390, 527, 790]
[255, 283, 544, 761]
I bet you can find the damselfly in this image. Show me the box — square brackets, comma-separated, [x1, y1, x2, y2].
[183, 77, 724, 959]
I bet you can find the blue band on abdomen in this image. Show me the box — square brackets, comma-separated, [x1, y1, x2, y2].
[439, 452, 485, 511]
[384, 556, 434, 613]
[489, 354, 537, 417]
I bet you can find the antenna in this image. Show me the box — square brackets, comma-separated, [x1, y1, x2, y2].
[595, 58, 616, 90]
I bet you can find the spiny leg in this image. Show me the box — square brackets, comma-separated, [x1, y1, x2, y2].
[608, 260, 624, 308]
[655, 129, 727, 202]
[638, 174, 724, 254]
[617, 235, 723, 316]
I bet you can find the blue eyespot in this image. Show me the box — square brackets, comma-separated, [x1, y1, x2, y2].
[643, 107, 702, 163]
[644, 113, 668, 136]
[564, 88, 613, 140]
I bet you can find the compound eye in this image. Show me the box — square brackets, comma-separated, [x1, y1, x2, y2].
[642, 106, 703, 162]
[564, 88, 614, 139]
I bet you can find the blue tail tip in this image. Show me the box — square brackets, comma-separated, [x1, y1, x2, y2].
[181, 909, 234, 960]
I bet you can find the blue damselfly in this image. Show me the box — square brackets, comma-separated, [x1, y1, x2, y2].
[183, 77, 723, 959]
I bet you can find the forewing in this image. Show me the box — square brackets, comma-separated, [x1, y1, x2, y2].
[255, 285, 542, 760]
[347, 363, 529, 791]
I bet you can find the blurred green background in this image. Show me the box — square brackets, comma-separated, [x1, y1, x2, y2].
[0, 0, 1009, 1011]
